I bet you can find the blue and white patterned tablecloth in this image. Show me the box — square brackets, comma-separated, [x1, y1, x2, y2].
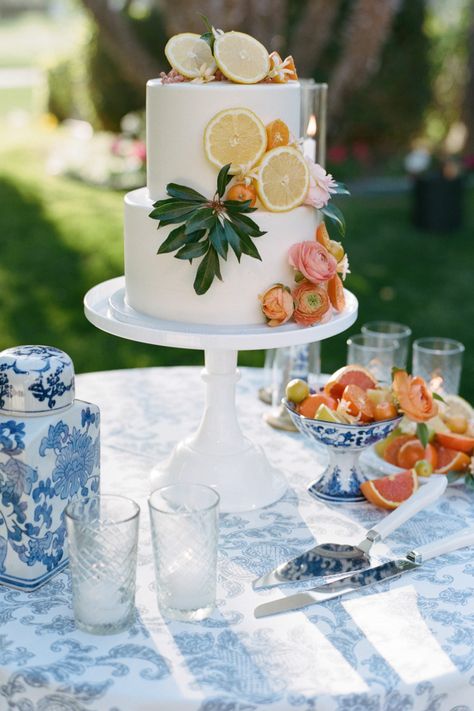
[2, 366, 474, 711]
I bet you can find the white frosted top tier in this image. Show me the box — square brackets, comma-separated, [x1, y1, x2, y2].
[146, 79, 301, 201]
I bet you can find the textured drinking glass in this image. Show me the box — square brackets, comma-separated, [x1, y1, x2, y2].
[271, 343, 321, 408]
[347, 333, 398, 384]
[361, 321, 412, 369]
[412, 337, 465, 395]
[149, 484, 219, 621]
[66, 495, 140, 635]
[258, 349, 276, 404]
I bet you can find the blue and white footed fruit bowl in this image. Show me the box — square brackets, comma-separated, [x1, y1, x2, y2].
[284, 399, 402, 503]
[0, 345, 100, 591]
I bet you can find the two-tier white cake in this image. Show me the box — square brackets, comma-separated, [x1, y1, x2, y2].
[123, 30, 346, 328]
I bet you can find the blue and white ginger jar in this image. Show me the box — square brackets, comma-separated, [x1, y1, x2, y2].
[0, 345, 100, 591]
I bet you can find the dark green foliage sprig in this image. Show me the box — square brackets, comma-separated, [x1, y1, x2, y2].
[149, 164, 266, 295]
[320, 181, 350, 238]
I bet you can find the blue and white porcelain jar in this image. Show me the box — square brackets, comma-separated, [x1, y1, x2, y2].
[0, 345, 100, 591]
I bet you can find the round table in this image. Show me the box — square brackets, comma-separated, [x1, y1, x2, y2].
[1, 366, 474, 711]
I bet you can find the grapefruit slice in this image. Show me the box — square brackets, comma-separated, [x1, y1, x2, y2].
[324, 365, 378, 401]
[297, 393, 337, 418]
[340, 384, 375, 423]
[435, 445, 471, 473]
[435, 432, 474, 454]
[360, 469, 418, 510]
[383, 434, 416, 466]
[397, 439, 426, 469]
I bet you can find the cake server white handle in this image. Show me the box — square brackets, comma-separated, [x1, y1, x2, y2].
[408, 526, 474, 563]
[367, 474, 447, 543]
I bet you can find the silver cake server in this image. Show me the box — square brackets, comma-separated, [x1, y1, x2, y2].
[254, 525, 474, 618]
[253, 474, 447, 590]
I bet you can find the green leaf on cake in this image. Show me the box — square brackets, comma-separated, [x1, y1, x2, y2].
[217, 164, 233, 198]
[332, 181, 351, 196]
[165, 183, 207, 202]
[184, 208, 216, 234]
[175, 241, 209, 261]
[209, 221, 229, 260]
[151, 164, 267, 295]
[239, 232, 262, 260]
[228, 212, 266, 237]
[151, 204, 198, 223]
[157, 225, 188, 254]
[320, 202, 346, 237]
[222, 219, 242, 262]
[223, 199, 257, 214]
[199, 14, 216, 50]
[194, 247, 221, 294]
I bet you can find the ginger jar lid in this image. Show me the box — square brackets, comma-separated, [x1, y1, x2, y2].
[0, 345, 75, 414]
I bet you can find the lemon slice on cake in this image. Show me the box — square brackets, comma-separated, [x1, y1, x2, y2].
[256, 146, 309, 212]
[214, 31, 270, 84]
[164, 33, 216, 79]
[204, 107, 267, 173]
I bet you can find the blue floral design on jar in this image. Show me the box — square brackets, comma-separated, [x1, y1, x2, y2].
[0, 421, 26, 456]
[50, 428, 95, 500]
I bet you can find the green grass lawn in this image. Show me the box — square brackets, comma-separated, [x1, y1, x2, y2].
[1, 128, 473, 402]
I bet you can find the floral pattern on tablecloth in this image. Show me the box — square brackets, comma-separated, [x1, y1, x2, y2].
[1, 366, 474, 711]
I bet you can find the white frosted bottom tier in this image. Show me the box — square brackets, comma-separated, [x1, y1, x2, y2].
[124, 188, 322, 326]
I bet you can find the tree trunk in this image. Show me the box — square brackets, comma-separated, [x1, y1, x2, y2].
[329, 0, 401, 121]
[290, 0, 342, 77]
[161, 0, 287, 52]
[80, 0, 161, 91]
[463, 0, 474, 155]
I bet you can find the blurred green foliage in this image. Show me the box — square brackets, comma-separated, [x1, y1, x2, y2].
[336, 0, 432, 154]
[0, 132, 473, 401]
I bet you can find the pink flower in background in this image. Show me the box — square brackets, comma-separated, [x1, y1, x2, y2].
[259, 284, 294, 327]
[304, 159, 337, 209]
[289, 241, 337, 283]
[132, 140, 146, 162]
[327, 145, 348, 164]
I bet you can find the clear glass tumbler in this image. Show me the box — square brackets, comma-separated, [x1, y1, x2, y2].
[66, 494, 140, 635]
[271, 342, 321, 408]
[148, 484, 219, 622]
[347, 333, 398, 384]
[361, 320, 412, 369]
[412, 337, 465, 395]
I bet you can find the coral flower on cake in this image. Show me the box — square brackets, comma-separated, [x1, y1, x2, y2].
[292, 281, 330, 327]
[304, 159, 337, 209]
[259, 284, 294, 327]
[392, 370, 438, 423]
[289, 241, 337, 284]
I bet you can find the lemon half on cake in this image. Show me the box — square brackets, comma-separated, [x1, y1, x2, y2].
[164, 33, 216, 78]
[214, 31, 270, 84]
[256, 146, 309, 212]
[204, 107, 267, 173]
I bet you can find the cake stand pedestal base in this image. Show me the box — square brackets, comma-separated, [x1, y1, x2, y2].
[83, 277, 358, 513]
[150, 349, 287, 512]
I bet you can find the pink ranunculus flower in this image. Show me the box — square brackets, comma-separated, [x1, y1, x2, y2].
[288, 241, 337, 284]
[259, 284, 294, 327]
[304, 158, 337, 209]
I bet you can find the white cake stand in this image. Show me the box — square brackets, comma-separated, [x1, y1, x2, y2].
[84, 276, 358, 512]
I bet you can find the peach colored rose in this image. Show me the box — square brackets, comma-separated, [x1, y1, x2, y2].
[304, 159, 337, 209]
[292, 280, 331, 327]
[289, 241, 337, 284]
[392, 370, 438, 422]
[259, 284, 294, 327]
